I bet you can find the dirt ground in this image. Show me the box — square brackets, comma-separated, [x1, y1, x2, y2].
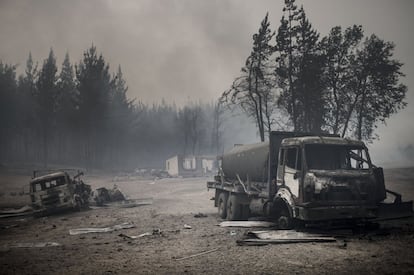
[0, 167, 414, 274]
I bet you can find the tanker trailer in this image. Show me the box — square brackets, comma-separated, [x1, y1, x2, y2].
[207, 131, 412, 228]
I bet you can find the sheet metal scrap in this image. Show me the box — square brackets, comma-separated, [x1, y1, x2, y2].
[119, 229, 162, 239]
[237, 230, 336, 246]
[218, 221, 277, 228]
[0, 205, 34, 219]
[107, 198, 153, 208]
[69, 222, 135, 235]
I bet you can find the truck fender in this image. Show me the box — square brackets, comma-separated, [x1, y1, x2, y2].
[273, 188, 295, 218]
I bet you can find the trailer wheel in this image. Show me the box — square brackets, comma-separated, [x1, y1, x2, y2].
[217, 192, 228, 219]
[227, 194, 242, 221]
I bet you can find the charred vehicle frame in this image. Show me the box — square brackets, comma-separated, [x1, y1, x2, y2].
[29, 170, 91, 215]
[207, 131, 412, 228]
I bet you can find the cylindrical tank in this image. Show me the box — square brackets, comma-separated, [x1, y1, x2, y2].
[221, 141, 269, 182]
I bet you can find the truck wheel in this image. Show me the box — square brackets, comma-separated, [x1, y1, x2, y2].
[277, 208, 293, 229]
[227, 194, 242, 221]
[217, 192, 228, 219]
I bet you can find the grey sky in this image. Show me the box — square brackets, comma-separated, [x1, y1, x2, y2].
[0, 0, 413, 166]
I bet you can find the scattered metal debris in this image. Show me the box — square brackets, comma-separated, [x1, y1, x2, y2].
[237, 238, 336, 245]
[90, 198, 153, 209]
[0, 205, 33, 215]
[237, 230, 336, 246]
[248, 230, 333, 239]
[184, 224, 192, 229]
[69, 222, 135, 235]
[175, 248, 219, 261]
[218, 221, 277, 228]
[0, 205, 34, 219]
[106, 198, 153, 208]
[119, 228, 162, 239]
[193, 213, 207, 218]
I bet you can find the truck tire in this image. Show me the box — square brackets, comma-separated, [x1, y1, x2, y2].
[227, 194, 242, 221]
[217, 192, 228, 219]
[277, 207, 293, 229]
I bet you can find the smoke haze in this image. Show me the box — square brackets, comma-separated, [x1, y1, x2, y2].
[0, 0, 413, 166]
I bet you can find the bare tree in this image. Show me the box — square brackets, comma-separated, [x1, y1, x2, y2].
[221, 14, 276, 141]
[211, 101, 224, 155]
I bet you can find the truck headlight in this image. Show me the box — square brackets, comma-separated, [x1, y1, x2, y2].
[314, 177, 329, 194]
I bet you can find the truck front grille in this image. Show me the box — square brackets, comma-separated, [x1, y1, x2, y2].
[41, 194, 60, 206]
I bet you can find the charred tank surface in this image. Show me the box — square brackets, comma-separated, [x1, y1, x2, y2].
[221, 131, 326, 183]
[221, 142, 269, 182]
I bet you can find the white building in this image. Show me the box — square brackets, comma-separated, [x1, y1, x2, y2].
[166, 155, 216, 177]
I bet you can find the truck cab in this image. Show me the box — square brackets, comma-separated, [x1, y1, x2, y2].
[30, 170, 91, 214]
[275, 136, 386, 224]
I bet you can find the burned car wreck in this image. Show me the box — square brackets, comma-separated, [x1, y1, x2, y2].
[29, 170, 91, 215]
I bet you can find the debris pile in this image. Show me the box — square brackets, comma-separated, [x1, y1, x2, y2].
[92, 185, 125, 206]
[218, 221, 277, 228]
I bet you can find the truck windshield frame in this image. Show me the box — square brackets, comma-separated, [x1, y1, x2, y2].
[31, 176, 67, 192]
[304, 144, 371, 171]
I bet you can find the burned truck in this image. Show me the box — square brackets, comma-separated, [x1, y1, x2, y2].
[207, 131, 412, 228]
[30, 170, 91, 214]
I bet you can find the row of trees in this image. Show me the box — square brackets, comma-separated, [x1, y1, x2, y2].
[0, 46, 233, 169]
[221, 0, 407, 142]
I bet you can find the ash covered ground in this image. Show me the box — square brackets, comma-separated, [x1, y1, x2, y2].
[0, 167, 414, 274]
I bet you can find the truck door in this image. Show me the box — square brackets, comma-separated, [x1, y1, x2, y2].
[278, 147, 301, 199]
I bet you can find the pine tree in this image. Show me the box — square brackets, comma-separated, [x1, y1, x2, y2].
[276, 2, 325, 133]
[221, 13, 275, 141]
[55, 52, 78, 162]
[16, 53, 38, 161]
[275, 0, 302, 131]
[35, 48, 58, 167]
[107, 65, 136, 167]
[76, 45, 112, 167]
[0, 62, 18, 161]
[295, 7, 326, 132]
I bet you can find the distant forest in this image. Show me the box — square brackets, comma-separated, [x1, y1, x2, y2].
[0, 46, 256, 170]
[0, 0, 407, 170]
